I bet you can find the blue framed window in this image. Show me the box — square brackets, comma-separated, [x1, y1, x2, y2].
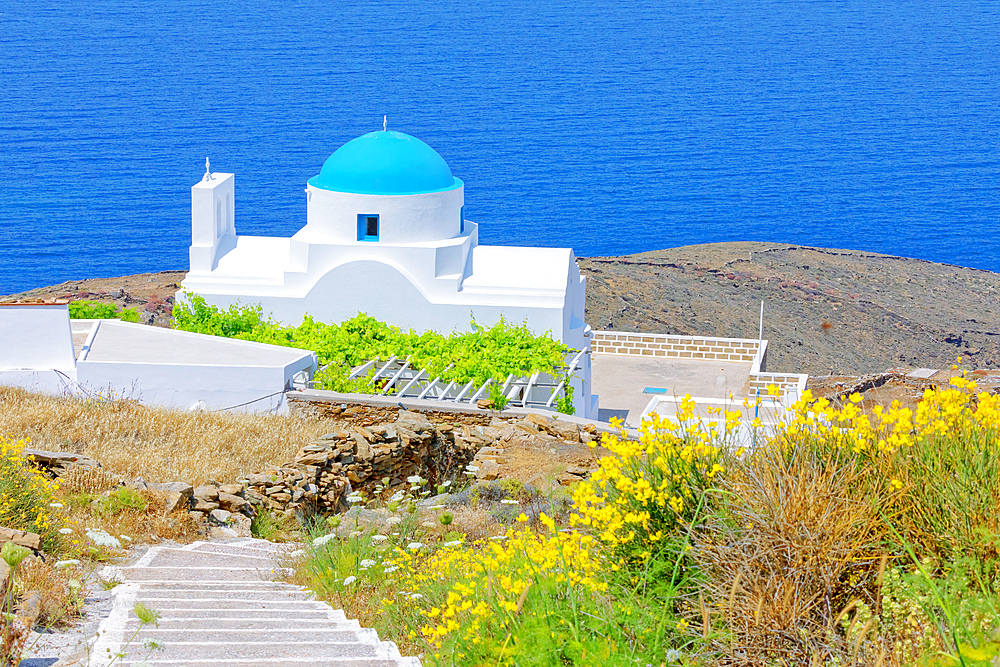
[460, 206, 465, 233]
[357, 214, 379, 242]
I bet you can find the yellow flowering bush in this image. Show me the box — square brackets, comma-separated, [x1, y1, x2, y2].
[384, 515, 607, 655]
[571, 395, 728, 562]
[0, 436, 62, 548]
[773, 378, 1000, 561]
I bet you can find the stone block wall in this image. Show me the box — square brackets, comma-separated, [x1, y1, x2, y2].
[591, 330, 809, 399]
[591, 331, 764, 364]
[748, 372, 809, 398]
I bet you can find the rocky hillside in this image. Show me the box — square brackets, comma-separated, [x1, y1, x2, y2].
[5, 242, 999, 376]
[579, 242, 1000, 375]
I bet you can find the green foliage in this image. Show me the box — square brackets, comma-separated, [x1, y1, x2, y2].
[173, 293, 574, 392]
[555, 382, 575, 415]
[117, 307, 141, 323]
[68, 300, 141, 322]
[487, 383, 509, 411]
[96, 487, 149, 516]
[250, 511, 299, 542]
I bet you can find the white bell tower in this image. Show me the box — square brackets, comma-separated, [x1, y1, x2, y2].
[189, 159, 235, 273]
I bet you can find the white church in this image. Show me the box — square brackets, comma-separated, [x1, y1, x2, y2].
[179, 129, 595, 417]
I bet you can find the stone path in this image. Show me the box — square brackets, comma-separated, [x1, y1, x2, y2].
[88, 538, 420, 667]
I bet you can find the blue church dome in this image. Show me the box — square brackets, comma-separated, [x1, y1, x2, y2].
[308, 130, 461, 195]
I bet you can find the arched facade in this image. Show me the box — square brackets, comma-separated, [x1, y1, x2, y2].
[181, 130, 594, 417]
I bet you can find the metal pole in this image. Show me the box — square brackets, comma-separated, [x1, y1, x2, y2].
[758, 300, 764, 341]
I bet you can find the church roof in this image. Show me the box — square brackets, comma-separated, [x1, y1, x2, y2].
[308, 130, 462, 195]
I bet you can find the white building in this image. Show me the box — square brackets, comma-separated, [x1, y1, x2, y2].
[180, 130, 595, 417]
[0, 301, 316, 413]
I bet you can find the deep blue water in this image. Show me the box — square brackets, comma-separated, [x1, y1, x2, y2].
[1, 0, 998, 295]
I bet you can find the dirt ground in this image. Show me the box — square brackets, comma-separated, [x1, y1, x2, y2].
[1, 270, 185, 327]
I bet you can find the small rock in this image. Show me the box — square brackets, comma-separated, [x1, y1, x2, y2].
[193, 485, 220, 502]
[526, 413, 580, 442]
[192, 499, 220, 512]
[295, 451, 329, 467]
[247, 473, 272, 486]
[0, 526, 42, 551]
[229, 513, 252, 537]
[219, 483, 244, 497]
[218, 492, 249, 513]
[475, 459, 502, 481]
[208, 509, 232, 525]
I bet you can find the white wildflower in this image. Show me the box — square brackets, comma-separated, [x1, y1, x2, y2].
[312, 533, 337, 546]
[407, 542, 425, 551]
[410, 593, 423, 600]
[443, 540, 463, 548]
[289, 549, 306, 559]
[49, 502, 64, 508]
[440, 480, 452, 488]
[500, 499, 519, 505]
[465, 465, 479, 472]
[489, 535, 508, 541]
[383, 565, 399, 574]
[406, 475, 423, 484]
[58, 528, 73, 535]
[428, 505, 445, 510]
[389, 490, 405, 503]
[343, 576, 356, 586]
[359, 559, 376, 569]
[371, 535, 388, 544]
[386, 516, 402, 526]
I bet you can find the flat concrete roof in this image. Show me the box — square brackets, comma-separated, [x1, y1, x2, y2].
[592, 353, 752, 426]
[78, 320, 314, 367]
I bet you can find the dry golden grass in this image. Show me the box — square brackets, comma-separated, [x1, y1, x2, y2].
[696, 444, 894, 666]
[14, 558, 87, 629]
[0, 387, 326, 485]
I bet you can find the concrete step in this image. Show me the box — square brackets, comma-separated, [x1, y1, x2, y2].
[133, 599, 337, 612]
[120, 660, 418, 667]
[88, 540, 419, 667]
[117, 566, 291, 581]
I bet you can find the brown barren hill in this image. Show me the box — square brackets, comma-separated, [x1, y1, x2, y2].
[5, 242, 1000, 376]
[1, 271, 186, 327]
[580, 242, 1000, 376]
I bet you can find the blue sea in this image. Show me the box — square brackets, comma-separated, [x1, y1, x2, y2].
[1, 0, 998, 296]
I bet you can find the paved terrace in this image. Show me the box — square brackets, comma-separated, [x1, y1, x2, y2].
[592, 354, 754, 427]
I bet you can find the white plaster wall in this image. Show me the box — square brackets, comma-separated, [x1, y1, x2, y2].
[0, 304, 77, 371]
[299, 184, 464, 245]
[190, 173, 235, 273]
[76, 357, 314, 413]
[0, 370, 78, 395]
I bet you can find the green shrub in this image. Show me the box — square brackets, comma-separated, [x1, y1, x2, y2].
[97, 487, 149, 516]
[173, 293, 575, 392]
[68, 300, 142, 322]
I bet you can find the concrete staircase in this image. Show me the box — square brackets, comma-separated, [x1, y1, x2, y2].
[89, 538, 420, 666]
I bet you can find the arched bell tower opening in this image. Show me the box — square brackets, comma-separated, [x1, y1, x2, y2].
[190, 171, 235, 273]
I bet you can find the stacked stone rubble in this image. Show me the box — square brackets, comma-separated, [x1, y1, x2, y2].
[241, 411, 484, 517]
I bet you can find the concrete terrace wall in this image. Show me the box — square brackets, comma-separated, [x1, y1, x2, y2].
[593, 330, 808, 399]
[591, 331, 765, 367]
[749, 372, 809, 398]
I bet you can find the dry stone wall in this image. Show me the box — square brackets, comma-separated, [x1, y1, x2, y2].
[242, 410, 486, 518]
